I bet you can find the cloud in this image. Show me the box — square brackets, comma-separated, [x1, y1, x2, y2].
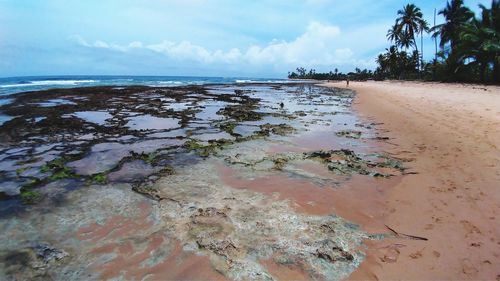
[69, 35, 143, 52]
[70, 21, 373, 69]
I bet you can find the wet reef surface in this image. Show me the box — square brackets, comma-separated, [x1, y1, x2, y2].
[0, 84, 406, 280]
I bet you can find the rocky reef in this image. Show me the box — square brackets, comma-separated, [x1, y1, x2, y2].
[0, 83, 407, 280]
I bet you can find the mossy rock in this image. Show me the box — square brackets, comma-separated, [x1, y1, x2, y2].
[259, 123, 295, 136]
[306, 149, 405, 177]
[184, 139, 205, 151]
[15, 167, 28, 176]
[49, 168, 77, 181]
[184, 139, 226, 158]
[335, 130, 362, 139]
[130, 151, 158, 165]
[91, 173, 107, 184]
[22, 178, 43, 189]
[39, 158, 78, 181]
[219, 122, 238, 135]
[19, 190, 42, 205]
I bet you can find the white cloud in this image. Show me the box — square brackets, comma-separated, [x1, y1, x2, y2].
[70, 22, 372, 68]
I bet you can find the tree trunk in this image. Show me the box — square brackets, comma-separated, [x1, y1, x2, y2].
[494, 57, 499, 85]
[480, 63, 487, 84]
[414, 38, 419, 73]
[420, 30, 424, 73]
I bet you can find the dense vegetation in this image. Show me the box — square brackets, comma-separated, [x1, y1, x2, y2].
[288, 0, 499, 84]
[287, 67, 374, 81]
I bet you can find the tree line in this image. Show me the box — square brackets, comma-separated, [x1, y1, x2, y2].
[288, 67, 373, 81]
[289, 0, 499, 84]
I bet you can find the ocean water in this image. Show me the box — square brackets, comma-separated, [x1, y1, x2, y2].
[0, 75, 290, 96]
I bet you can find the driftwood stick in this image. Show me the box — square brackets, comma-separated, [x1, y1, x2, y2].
[385, 224, 429, 241]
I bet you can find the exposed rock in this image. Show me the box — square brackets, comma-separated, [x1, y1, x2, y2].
[315, 240, 354, 262]
[258, 123, 296, 136]
[306, 149, 405, 177]
[336, 130, 362, 139]
[32, 243, 69, 265]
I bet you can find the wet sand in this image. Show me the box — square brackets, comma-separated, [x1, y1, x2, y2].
[219, 163, 401, 232]
[323, 81, 500, 280]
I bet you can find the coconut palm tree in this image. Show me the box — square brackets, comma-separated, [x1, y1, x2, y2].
[399, 31, 415, 51]
[387, 23, 415, 52]
[396, 4, 428, 70]
[396, 4, 427, 51]
[459, 0, 500, 83]
[387, 24, 401, 45]
[432, 0, 474, 51]
[480, 0, 500, 83]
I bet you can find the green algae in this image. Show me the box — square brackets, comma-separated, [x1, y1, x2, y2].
[184, 139, 205, 151]
[19, 190, 42, 205]
[184, 139, 232, 158]
[259, 123, 296, 136]
[90, 173, 107, 185]
[217, 104, 261, 121]
[39, 158, 78, 181]
[15, 167, 28, 176]
[129, 151, 158, 165]
[219, 122, 238, 135]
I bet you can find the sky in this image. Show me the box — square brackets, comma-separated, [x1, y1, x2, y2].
[0, 0, 491, 78]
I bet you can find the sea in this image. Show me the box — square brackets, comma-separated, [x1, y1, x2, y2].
[0, 75, 291, 96]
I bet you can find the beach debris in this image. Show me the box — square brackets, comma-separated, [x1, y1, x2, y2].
[385, 225, 428, 241]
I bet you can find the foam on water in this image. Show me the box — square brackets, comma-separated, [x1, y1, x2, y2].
[0, 80, 98, 88]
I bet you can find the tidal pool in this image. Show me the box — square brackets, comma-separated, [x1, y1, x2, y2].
[126, 115, 180, 131]
[71, 111, 112, 125]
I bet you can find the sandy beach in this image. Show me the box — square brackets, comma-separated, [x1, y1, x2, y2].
[323, 81, 500, 280]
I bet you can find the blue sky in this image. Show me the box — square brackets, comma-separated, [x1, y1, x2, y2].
[0, 0, 491, 78]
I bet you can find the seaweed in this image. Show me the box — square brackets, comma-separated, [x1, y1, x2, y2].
[129, 151, 158, 165]
[90, 173, 107, 185]
[259, 123, 296, 136]
[184, 139, 229, 158]
[19, 190, 42, 205]
[335, 130, 362, 139]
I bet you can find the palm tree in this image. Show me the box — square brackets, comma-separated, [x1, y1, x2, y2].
[480, 0, 500, 83]
[432, 0, 474, 51]
[387, 23, 415, 52]
[459, 0, 500, 83]
[387, 24, 401, 45]
[399, 31, 414, 51]
[396, 4, 428, 70]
